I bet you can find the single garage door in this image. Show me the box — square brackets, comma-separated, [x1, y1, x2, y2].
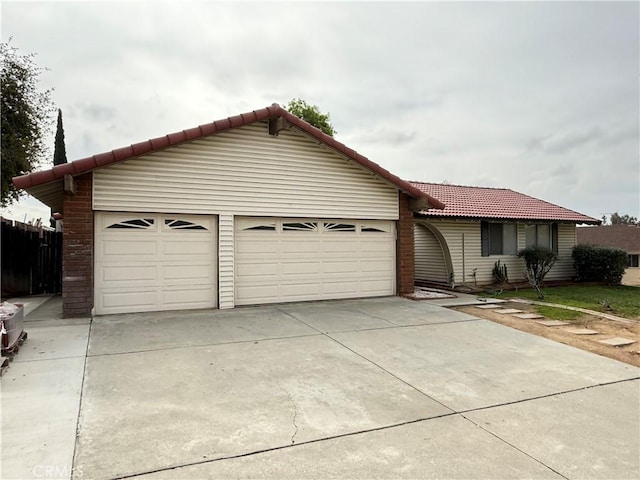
[235, 217, 395, 306]
[95, 213, 217, 315]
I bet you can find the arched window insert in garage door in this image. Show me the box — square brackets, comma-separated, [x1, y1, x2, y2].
[106, 218, 155, 229]
[164, 219, 208, 230]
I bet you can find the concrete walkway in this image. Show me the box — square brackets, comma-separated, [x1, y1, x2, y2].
[1, 296, 638, 480]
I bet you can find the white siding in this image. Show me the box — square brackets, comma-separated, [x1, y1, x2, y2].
[414, 224, 449, 284]
[547, 223, 576, 280]
[424, 220, 577, 286]
[218, 214, 234, 309]
[93, 122, 399, 219]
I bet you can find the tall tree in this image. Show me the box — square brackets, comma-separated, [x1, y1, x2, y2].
[609, 212, 638, 225]
[53, 108, 67, 165]
[1, 40, 55, 206]
[285, 98, 336, 137]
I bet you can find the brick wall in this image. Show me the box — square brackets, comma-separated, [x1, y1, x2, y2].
[62, 173, 93, 317]
[397, 192, 415, 295]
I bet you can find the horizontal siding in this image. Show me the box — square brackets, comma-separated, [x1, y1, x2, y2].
[414, 224, 449, 283]
[426, 220, 576, 285]
[546, 223, 576, 280]
[218, 214, 234, 309]
[93, 122, 399, 219]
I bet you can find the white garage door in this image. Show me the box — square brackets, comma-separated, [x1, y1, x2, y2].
[95, 213, 217, 315]
[235, 218, 395, 306]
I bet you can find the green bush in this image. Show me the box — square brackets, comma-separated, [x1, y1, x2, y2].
[572, 244, 627, 284]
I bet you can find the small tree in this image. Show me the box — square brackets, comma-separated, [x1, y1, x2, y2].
[285, 98, 336, 136]
[1, 40, 55, 205]
[518, 246, 557, 299]
[53, 108, 67, 165]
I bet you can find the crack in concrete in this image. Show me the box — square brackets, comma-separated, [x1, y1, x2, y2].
[284, 387, 299, 445]
[275, 382, 299, 445]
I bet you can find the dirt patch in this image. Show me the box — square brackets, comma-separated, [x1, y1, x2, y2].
[454, 302, 640, 367]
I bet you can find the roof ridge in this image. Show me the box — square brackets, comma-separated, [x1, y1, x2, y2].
[13, 103, 445, 209]
[409, 181, 510, 191]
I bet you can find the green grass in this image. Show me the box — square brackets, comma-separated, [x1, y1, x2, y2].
[534, 305, 583, 322]
[486, 285, 640, 319]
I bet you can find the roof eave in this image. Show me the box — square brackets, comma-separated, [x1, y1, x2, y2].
[13, 103, 443, 207]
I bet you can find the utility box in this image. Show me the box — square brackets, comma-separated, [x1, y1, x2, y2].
[1, 303, 27, 356]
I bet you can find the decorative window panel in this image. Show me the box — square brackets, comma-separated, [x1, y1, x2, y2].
[324, 222, 356, 232]
[164, 219, 208, 230]
[106, 218, 155, 229]
[282, 222, 318, 232]
[361, 222, 391, 233]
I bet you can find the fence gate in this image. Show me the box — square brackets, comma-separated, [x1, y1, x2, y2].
[1, 219, 62, 298]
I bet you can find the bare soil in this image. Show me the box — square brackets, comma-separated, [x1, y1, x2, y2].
[454, 302, 640, 367]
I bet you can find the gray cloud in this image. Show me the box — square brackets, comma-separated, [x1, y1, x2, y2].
[2, 1, 638, 223]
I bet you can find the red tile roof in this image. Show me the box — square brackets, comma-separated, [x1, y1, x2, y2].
[410, 182, 600, 224]
[13, 104, 443, 208]
[577, 225, 640, 252]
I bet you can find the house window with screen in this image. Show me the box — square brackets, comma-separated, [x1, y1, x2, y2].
[629, 254, 639, 268]
[524, 223, 559, 254]
[481, 222, 517, 256]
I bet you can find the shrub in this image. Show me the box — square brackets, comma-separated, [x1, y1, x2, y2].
[572, 244, 627, 284]
[492, 260, 508, 284]
[518, 246, 557, 299]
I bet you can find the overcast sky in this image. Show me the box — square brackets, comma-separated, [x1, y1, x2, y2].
[2, 1, 638, 224]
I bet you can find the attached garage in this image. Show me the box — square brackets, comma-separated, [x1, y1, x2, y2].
[94, 213, 217, 315]
[12, 104, 444, 317]
[235, 218, 395, 305]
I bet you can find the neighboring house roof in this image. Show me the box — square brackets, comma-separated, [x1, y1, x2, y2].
[411, 182, 600, 225]
[13, 104, 443, 212]
[576, 225, 640, 253]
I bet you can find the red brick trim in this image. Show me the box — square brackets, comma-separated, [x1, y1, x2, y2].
[62, 173, 93, 317]
[397, 192, 415, 295]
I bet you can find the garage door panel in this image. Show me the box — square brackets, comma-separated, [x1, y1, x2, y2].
[162, 239, 212, 256]
[236, 285, 279, 302]
[281, 261, 321, 275]
[95, 213, 217, 315]
[361, 260, 395, 273]
[236, 263, 279, 277]
[235, 218, 395, 306]
[102, 289, 158, 310]
[161, 287, 214, 307]
[280, 240, 322, 254]
[101, 265, 158, 282]
[102, 240, 158, 257]
[161, 264, 212, 281]
[321, 261, 360, 274]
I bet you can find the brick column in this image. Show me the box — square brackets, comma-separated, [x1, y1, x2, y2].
[62, 173, 93, 317]
[397, 192, 415, 296]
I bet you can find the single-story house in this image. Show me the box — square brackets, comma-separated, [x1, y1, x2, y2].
[13, 104, 444, 317]
[410, 182, 600, 287]
[576, 224, 640, 286]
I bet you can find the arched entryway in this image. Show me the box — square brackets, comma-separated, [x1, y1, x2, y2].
[414, 222, 453, 287]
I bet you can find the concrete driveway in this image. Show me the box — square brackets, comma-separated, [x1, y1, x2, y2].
[2, 296, 639, 479]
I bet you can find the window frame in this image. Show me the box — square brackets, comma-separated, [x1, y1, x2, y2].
[481, 221, 517, 256]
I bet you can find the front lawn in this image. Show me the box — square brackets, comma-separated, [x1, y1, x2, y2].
[486, 285, 640, 319]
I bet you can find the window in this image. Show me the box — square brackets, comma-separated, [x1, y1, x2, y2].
[629, 254, 639, 268]
[525, 223, 559, 254]
[106, 218, 154, 229]
[481, 222, 517, 256]
[324, 222, 356, 232]
[164, 219, 207, 230]
[282, 222, 318, 231]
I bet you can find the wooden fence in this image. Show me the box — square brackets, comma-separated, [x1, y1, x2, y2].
[1, 218, 62, 298]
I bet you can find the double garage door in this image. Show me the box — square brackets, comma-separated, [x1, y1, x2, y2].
[95, 213, 395, 315]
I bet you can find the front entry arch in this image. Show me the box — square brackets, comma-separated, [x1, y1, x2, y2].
[414, 222, 453, 286]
